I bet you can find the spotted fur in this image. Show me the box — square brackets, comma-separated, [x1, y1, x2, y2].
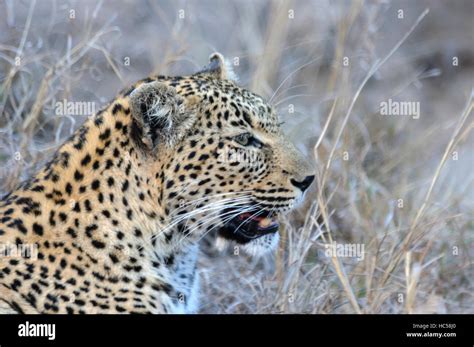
[0, 53, 314, 313]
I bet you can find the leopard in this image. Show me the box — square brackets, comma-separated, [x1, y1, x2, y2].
[0, 53, 315, 314]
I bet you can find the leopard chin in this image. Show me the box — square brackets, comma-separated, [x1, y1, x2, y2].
[215, 232, 280, 257]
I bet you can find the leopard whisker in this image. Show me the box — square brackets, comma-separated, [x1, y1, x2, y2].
[150, 197, 253, 243]
[177, 203, 262, 248]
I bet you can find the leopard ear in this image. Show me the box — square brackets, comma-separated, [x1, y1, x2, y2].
[129, 81, 195, 150]
[197, 52, 238, 81]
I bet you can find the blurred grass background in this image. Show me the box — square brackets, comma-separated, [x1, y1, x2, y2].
[0, 0, 473, 313]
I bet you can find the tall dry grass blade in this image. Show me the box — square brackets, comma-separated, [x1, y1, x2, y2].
[314, 8, 430, 315]
[380, 91, 473, 288]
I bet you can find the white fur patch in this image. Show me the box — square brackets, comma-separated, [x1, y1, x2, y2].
[242, 232, 280, 257]
[215, 235, 229, 252]
[147, 99, 174, 130]
[215, 232, 279, 257]
[186, 273, 200, 314]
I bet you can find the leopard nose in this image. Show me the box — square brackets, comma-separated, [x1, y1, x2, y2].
[290, 175, 315, 192]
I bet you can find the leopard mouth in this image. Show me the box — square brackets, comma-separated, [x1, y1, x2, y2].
[218, 207, 279, 244]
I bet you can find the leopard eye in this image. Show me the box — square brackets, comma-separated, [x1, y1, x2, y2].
[234, 133, 263, 148]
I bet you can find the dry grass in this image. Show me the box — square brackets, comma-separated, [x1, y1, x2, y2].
[0, 0, 473, 314]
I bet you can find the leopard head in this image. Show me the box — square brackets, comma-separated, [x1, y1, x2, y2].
[129, 53, 315, 256]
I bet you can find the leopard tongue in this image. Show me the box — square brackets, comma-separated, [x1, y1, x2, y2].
[238, 213, 277, 229]
[258, 217, 273, 228]
[258, 217, 279, 229]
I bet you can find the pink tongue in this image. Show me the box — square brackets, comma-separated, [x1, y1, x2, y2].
[257, 217, 276, 229]
[238, 214, 276, 229]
